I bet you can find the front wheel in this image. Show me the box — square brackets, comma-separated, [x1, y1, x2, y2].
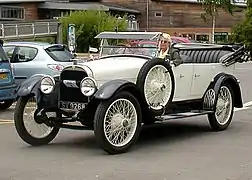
[208, 83, 234, 131]
[94, 91, 142, 154]
[14, 95, 59, 146]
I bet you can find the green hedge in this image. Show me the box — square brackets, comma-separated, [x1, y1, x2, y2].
[60, 10, 128, 53]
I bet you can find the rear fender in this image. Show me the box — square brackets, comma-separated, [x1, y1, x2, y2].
[213, 73, 243, 108]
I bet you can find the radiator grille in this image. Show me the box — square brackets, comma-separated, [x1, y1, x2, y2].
[59, 70, 88, 103]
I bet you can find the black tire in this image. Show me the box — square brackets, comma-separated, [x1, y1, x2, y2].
[14, 95, 59, 146]
[136, 58, 175, 116]
[0, 100, 13, 110]
[94, 91, 142, 154]
[208, 83, 234, 131]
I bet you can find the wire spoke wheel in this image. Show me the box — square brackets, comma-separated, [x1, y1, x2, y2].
[144, 65, 172, 110]
[23, 96, 54, 139]
[94, 91, 142, 154]
[208, 84, 234, 131]
[14, 95, 59, 146]
[137, 59, 175, 116]
[104, 98, 138, 147]
[215, 86, 233, 125]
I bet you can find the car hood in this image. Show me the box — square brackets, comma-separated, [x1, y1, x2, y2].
[79, 55, 150, 85]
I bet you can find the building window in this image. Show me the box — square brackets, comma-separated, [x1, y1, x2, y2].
[155, 12, 163, 17]
[0, 6, 25, 20]
[196, 34, 209, 43]
[214, 32, 228, 43]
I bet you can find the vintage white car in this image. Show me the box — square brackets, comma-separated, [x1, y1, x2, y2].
[13, 31, 248, 154]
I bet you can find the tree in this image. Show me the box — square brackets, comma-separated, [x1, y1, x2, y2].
[231, 0, 252, 52]
[59, 10, 128, 53]
[197, 0, 234, 43]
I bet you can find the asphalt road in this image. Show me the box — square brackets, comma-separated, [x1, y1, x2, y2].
[1, 63, 252, 180]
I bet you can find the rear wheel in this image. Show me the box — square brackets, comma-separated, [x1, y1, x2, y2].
[14, 95, 59, 146]
[94, 91, 142, 154]
[208, 83, 234, 131]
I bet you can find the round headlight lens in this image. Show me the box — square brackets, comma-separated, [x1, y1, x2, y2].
[80, 77, 97, 96]
[40, 76, 55, 94]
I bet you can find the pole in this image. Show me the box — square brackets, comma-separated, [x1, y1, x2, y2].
[146, 0, 149, 31]
[211, 14, 215, 43]
[211, 4, 216, 43]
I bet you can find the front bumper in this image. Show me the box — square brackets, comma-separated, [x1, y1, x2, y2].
[0, 83, 18, 101]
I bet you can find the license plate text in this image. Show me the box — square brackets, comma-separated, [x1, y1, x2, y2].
[60, 101, 86, 111]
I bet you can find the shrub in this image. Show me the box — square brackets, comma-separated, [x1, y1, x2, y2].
[60, 10, 128, 53]
[231, 0, 252, 52]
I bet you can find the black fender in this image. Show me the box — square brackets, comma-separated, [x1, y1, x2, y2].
[16, 74, 45, 97]
[94, 79, 140, 100]
[16, 74, 50, 106]
[213, 73, 243, 108]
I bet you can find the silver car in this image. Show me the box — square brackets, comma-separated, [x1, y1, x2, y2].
[3, 41, 78, 86]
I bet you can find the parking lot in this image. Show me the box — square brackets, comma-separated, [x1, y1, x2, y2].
[0, 62, 252, 180]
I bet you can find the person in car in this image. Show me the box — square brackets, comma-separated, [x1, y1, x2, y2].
[159, 33, 172, 59]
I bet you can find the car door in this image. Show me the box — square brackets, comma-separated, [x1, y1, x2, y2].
[171, 62, 194, 102]
[10, 46, 38, 86]
[190, 63, 214, 99]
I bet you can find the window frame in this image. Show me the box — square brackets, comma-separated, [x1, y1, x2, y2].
[2, 45, 16, 61]
[0, 5, 25, 20]
[155, 12, 163, 18]
[12, 46, 38, 63]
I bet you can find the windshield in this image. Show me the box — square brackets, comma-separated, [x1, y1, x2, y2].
[0, 46, 10, 62]
[45, 45, 74, 62]
[100, 38, 159, 58]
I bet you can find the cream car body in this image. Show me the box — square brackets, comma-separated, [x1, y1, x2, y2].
[14, 31, 249, 154]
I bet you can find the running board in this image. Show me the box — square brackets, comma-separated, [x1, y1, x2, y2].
[52, 123, 93, 130]
[155, 110, 214, 121]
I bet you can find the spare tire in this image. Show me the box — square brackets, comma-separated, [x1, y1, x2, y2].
[136, 58, 175, 116]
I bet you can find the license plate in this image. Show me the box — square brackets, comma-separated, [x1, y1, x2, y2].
[59, 101, 86, 111]
[0, 73, 7, 80]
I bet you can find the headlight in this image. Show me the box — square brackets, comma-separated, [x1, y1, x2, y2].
[40, 76, 55, 94]
[80, 77, 97, 96]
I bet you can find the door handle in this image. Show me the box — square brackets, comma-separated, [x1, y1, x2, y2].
[194, 74, 200, 77]
[179, 74, 184, 78]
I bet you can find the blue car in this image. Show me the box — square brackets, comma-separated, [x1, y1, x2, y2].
[0, 40, 17, 110]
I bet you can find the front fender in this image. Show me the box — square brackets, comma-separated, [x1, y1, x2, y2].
[94, 79, 137, 99]
[213, 73, 243, 108]
[16, 74, 45, 97]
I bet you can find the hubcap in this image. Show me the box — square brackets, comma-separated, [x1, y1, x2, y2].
[103, 98, 138, 147]
[144, 65, 172, 110]
[23, 97, 54, 138]
[215, 86, 233, 125]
